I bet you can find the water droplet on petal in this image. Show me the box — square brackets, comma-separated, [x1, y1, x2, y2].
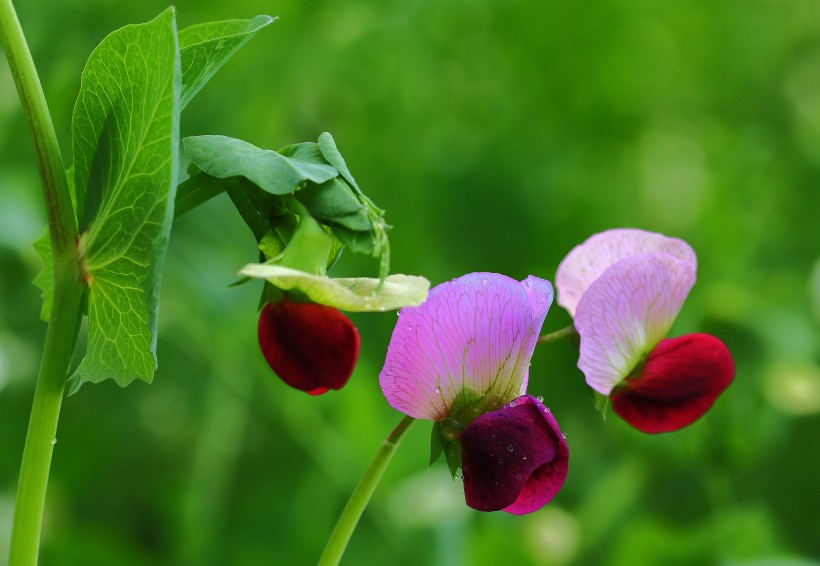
[536, 395, 544, 403]
[561, 432, 568, 439]
[506, 444, 514, 452]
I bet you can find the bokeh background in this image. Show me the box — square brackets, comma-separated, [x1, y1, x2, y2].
[2, 1, 820, 564]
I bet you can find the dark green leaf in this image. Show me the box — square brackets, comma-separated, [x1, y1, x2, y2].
[178, 15, 275, 110]
[69, 8, 181, 389]
[183, 135, 338, 195]
[297, 178, 372, 232]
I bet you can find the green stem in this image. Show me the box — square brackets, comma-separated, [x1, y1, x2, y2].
[1, 1, 84, 564]
[318, 415, 415, 566]
[0, 0, 76, 253]
[537, 324, 577, 345]
[9, 278, 84, 565]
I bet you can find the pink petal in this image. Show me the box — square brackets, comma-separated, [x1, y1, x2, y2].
[379, 273, 553, 420]
[556, 229, 696, 317]
[611, 333, 735, 433]
[575, 254, 696, 395]
[460, 395, 568, 515]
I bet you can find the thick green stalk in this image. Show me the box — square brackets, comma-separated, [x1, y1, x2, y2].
[8, 277, 84, 565]
[1, 0, 83, 563]
[0, 0, 77, 253]
[318, 415, 415, 566]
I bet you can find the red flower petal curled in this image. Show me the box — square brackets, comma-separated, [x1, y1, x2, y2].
[611, 333, 734, 433]
[460, 395, 569, 514]
[258, 298, 360, 395]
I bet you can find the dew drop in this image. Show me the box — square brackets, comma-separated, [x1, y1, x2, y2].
[545, 408, 551, 413]
[561, 432, 568, 439]
[536, 395, 544, 403]
[51, 438, 57, 445]
[506, 444, 514, 452]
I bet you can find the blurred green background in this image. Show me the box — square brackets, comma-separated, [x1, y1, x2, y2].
[2, 0, 820, 564]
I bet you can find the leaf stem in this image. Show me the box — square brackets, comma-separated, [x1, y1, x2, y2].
[317, 415, 415, 566]
[537, 324, 578, 345]
[2, 1, 85, 563]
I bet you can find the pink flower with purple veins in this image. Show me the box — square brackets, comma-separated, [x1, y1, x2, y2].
[556, 228, 735, 433]
[379, 273, 568, 514]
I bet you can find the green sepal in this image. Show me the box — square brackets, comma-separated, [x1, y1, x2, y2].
[439, 419, 465, 479]
[277, 208, 334, 275]
[430, 421, 444, 467]
[592, 389, 610, 420]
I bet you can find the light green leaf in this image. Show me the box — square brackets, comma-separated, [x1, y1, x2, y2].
[32, 230, 53, 322]
[183, 135, 338, 195]
[178, 15, 275, 110]
[239, 263, 430, 312]
[69, 8, 181, 389]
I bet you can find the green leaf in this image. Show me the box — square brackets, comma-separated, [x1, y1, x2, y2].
[69, 8, 181, 389]
[32, 230, 53, 322]
[178, 15, 275, 110]
[297, 178, 372, 232]
[317, 132, 390, 280]
[183, 135, 338, 195]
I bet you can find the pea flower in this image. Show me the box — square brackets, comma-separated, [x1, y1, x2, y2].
[556, 229, 734, 433]
[245, 263, 429, 395]
[379, 273, 569, 514]
[258, 298, 360, 395]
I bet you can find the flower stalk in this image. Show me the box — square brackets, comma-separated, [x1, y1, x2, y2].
[318, 415, 415, 566]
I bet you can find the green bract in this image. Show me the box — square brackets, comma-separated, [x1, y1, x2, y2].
[239, 264, 430, 312]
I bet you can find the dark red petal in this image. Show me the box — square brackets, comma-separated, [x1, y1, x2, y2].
[460, 395, 569, 515]
[258, 299, 360, 395]
[611, 333, 734, 434]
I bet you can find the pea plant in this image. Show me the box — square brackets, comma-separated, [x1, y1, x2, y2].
[1, 5, 735, 565]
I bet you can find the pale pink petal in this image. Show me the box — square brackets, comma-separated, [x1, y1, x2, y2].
[574, 254, 696, 395]
[556, 229, 696, 317]
[379, 273, 553, 420]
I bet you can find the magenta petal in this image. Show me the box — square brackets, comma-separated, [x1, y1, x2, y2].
[461, 395, 568, 515]
[611, 333, 735, 433]
[379, 273, 553, 420]
[258, 299, 360, 395]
